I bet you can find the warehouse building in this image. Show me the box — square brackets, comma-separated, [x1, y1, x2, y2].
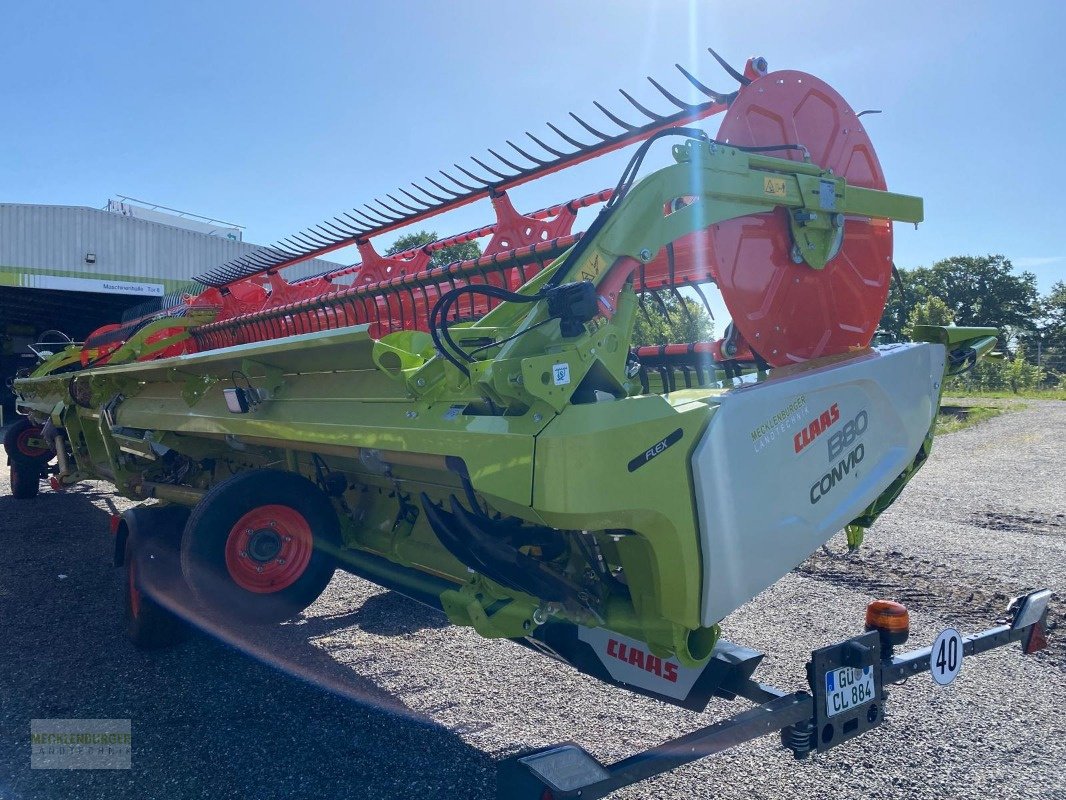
[1, 198, 343, 417]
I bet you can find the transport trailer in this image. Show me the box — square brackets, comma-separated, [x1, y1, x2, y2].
[4, 48, 1053, 796]
[498, 590, 1052, 799]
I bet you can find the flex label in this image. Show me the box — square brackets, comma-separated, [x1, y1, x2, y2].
[628, 428, 683, 472]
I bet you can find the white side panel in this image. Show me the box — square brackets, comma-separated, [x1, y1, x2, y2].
[694, 343, 946, 627]
[577, 627, 706, 700]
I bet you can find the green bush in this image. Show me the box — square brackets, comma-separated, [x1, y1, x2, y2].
[945, 344, 1048, 394]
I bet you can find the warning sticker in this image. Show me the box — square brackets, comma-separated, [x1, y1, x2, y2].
[579, 252, 605, 283]
[763, 176, 787, 197]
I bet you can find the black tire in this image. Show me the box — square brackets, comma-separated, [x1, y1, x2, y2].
[9, 461, 41, 499]
[180, 470, 340, 625]
[4, 418, 53, 466]
[124, 537, 187, 649]
[122, 505, 191, 649]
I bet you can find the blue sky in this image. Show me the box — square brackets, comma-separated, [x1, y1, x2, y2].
[3, 1, 1064, 325]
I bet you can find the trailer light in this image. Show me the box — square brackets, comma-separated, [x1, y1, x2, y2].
[1024, 621, 1048, 655]
[518, 744, 610, 794]
[865, 600, 910, 646]
[1004, 590, 1052, 655]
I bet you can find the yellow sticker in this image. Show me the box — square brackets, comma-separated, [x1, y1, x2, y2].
[763, 176, 787, 197]
[579, 251, 604, 283]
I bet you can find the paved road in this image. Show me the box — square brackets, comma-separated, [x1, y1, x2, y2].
[1, 402, 1063, 799]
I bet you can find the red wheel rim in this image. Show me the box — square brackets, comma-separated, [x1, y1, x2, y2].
[710, 70, 893, 366]
[224, 505, 314, 593]
[16, 426, 50, 460]
[128, 558, 142, 619]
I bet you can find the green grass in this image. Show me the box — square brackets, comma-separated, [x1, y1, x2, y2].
[935, 402, 1015, 434]
[941, 387, 1066, 400]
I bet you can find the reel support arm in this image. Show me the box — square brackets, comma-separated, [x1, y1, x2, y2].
[582, 138, 923, 307]
[440, 136, 923, 405]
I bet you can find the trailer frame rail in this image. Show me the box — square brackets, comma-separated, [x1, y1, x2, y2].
[496, 589, 1052, 800]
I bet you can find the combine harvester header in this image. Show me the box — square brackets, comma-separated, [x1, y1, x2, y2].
[6, 49, 1050, 799]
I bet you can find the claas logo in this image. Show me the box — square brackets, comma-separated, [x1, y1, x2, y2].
[794, 402, 841, 454]
[606, 637, 680, 682]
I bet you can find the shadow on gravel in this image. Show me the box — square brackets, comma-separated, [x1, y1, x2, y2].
[969, 510, 1066, 536]
[345, 590, 451, 636]
[0, 487, 495, 799]
[275, 590, 449, 640]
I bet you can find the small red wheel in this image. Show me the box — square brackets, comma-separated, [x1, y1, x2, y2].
[4, 418, 53, 466]
[15, 426, 49, 460]
[181, 470, 339, 625]
[223, 505, 315, 593]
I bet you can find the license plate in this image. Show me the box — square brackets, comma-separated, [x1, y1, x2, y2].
[824, 665, 876, 717]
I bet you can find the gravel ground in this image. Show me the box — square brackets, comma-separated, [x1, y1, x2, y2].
[1, 401, 1063, 799]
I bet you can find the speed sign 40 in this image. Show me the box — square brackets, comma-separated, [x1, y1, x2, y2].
[931, 628, 964, 685]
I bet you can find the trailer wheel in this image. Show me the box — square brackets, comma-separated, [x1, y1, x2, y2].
[180, 470, 340, 625]
[9, 461, 41, 499]
[121, 505, 191, 649]
[4, 419, 53, 466]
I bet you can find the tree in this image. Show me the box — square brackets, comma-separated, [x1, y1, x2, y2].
[904, 296, 954, 338]
[631, 294, 713, 346]
[1023, 280, 1066, 377]
[879, 267, 930, 341]
[879, 255, 1039, 348]
[945, 343, 1046, 394]
[1036, 280, 1066, 351]
[1006, 344, 1046, 393]
[919, 255, 1038, 337]
[1040, 281, 1066, 348]
[385, 230, 481, 269]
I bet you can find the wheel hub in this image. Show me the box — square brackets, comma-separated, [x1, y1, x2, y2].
[223, 504, 314, 594]
[246, 529, 282, 563]
[16, 425, 50, 461]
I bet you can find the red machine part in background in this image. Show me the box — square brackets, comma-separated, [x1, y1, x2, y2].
[89, 60, 896, 370]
